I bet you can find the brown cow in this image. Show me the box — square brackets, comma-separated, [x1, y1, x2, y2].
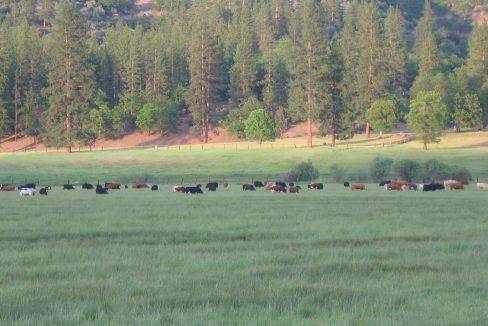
[132, 182, 149, 189]
[0, 184, 15, 191]
[173, 185, 186, 193]
[351, 183, 366, 190]
[289, 186, 300, 193]
[105, 183, 121, 190]
[449, 182, 465, 190]
[386, 183, 402, 191]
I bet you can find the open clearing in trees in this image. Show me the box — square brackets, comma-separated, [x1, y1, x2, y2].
[0, 186, 487, 324]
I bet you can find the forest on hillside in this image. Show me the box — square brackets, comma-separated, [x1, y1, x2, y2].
[0, 0, 487, 151]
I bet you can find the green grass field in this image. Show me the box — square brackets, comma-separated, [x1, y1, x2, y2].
[1, 132, 487, 324]
[1, 132, 487, 185]
[1, 186, 487, 324]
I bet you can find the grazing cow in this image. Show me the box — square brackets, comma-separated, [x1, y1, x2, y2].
[124, 185, 129, 189]
[173, 185, 186, 193]
[95, 185, 109, 194]
[385, 183, 402, 191]
[460, 180, 469, 185]
[132, 182, 149, 189]
[151, 185, 159, 191]
[443, 180, 459, 189]
[39, 187, 48, 195]
[264, 182, 274, 191]
[105, 183, 121, 190]
[379, 180, 391, 187]
[449, 182, 465, 190]
[401, 183, 418, 191]
[17, 183, 36, 190]
[289, 186, 300, 193]
[82, 183, 94, 190]
[253, 181, 264, 188]
[422, 183, 445, 192]
[343, 182, 350, 188]
[476, 182, 488, 190]
[19, 188, 35, 196]
[1, 184, 15, 191]
[275, 181, 287, 188]
[270, 185, 287, 193]
[351, 183, 366, 190]
[206, 182, 218, 191]
[242, 184, 256, 191]
[186, 185, 203, 194]
[63, 184, 75, 190]
[307, 183, 324, 190]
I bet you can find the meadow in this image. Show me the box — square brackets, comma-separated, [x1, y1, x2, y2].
[1, 132, 487, 185]
[0, 185, 487, 324]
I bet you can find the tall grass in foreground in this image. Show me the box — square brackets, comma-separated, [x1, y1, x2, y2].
[0, 186, 487, 324]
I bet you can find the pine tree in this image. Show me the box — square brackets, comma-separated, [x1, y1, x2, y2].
[230, 5, 257, 103]
[384, 6, 407, 97]
[467, 22, 488, 78]
[339, 0, 359, 129]
[415, 0, 439, 75]
[188, 2, 224, 143]
[45, 0, 95, 152]
[291, 0, 328, 147]
[0, 21, 13, 138]
[355, 1, 387, 137]
[142, 29, 168, 101]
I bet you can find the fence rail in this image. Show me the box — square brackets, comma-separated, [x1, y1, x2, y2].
[2, 134, 414, 154]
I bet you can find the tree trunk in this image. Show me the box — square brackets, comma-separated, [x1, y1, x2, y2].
[365, 121, 371, 137]
[423, 140, 428, 150]
[332, 128, 336, 147]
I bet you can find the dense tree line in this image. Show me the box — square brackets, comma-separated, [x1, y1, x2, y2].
[0, 0, 487, 151]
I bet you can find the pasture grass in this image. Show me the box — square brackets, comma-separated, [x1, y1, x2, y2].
[0, 131, 487, 185]
[0, 185, 487, 324]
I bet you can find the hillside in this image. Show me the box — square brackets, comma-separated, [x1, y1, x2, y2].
[0, 0, 486, 152]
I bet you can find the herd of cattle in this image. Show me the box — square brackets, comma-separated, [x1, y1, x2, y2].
[1, 179, 487, 196]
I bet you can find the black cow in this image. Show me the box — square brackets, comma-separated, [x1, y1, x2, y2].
[39, 187, 48, 195]
[423, 183, 445, 192]
[186, 185, 203, 194]
[206, 182, 218, 191]
[379, 180, 391, 187]
[151, 185, 159, 191]
[275, 181, 287, 188]
[82, 183, 94, 190]
[308, 183, 324, 190]
[343, 182, 350, 188]
[243, 184, 256, 191]
[17, 183, 36, 190]
[95, 184, 108, 194]
[63, 184, 75, 190]
[124, 184, 129, 189]
[253, 181, 264, 188]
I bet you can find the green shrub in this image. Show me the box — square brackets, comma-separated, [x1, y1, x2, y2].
[329, 164, 346, 183]
[422, 159, 452, 182]
[370, 156, 393, 182]
[393, 159, 421, 182]
[450, 166, 472, 182]
[286, 161, 319, 182]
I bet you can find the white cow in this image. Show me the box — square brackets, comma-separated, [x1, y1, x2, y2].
[19, 188, 36, 196]
[477, 182, 488, 190]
